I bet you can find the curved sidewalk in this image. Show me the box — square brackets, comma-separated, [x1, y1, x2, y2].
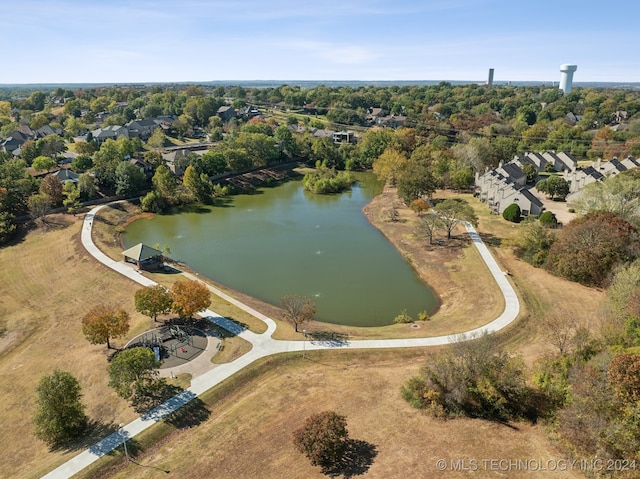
[41, 205, 519, 479]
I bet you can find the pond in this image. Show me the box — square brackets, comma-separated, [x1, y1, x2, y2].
[124, 173, 438, 327]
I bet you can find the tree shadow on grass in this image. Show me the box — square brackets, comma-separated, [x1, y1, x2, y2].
[163, 397, 210, 429]
[308, 331, 350, 348]
[48, 419, 120, 453]
[478, 232, 502, 247]
[321, 439, 378, 478]
[132, 379, 184, 414]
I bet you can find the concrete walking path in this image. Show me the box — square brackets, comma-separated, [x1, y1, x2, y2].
[41, 204, 520, 479]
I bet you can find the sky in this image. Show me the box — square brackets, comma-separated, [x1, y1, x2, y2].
[3, 0, 639, 84]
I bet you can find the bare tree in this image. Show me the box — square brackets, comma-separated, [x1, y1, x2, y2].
[280, 294, 316, 332]
[541, 310, 577, 355]
[416, 212, 443, 245]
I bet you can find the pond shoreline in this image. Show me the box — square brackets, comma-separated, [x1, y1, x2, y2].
[116, 169, 500, 336]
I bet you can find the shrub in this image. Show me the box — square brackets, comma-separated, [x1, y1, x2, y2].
[393, 309, 413, 324]
[539, 211, 558, 228]
[401, 334, 531, 421]
[545, 212, 640, 287]
[502, 203, 521, 223]
[302, 168, 355, 194]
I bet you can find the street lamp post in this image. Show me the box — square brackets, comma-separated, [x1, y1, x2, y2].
[118, 423, 129, 461]
[303, 329, 307, 359]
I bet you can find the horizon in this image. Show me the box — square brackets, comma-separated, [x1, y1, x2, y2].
[3, 0, 639, 84]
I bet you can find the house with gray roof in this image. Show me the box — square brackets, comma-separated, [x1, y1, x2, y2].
[217, 106, 236, 123]
[91, 125, 129, 145]
[51, 169, 79, 183]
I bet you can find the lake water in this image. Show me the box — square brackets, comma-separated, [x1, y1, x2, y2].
[124, 174, 437, 327]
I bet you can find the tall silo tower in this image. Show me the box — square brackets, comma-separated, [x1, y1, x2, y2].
[559, 64, 578, 93]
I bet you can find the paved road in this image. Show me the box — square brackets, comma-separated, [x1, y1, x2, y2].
[41, 204, 519, 479]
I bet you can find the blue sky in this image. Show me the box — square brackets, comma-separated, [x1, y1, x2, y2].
[3, 0, 639, 84]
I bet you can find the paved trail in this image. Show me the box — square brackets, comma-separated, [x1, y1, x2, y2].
[41, 203, 519, 479]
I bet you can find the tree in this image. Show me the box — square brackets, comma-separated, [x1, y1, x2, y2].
[434, 198, 478, 239]
[193, 150, 226, 177]
[135, 285, 172, 322]
[311, 137, 342, 169]
[152, 164, 178, 203]
[293, 411, 349, 468]
[77, 173, 97, 200]
[573, 170, 640, 224]
[27, 193, 52, 222]
[31, 155, 57, 172]
[0, 211, 16, 245]
[372, 147, 408, 185]
[20, 140, 39, 165]
[183, 165, 212, 203]
[146, 128, 166, 149]
[170, 280, 211, 318]
[514, 219, 555, 266]
[140, 190, 167, 213]
[396, 162, 437, 204]
[410, 198, 430, 216]
[274, 124, 295, 157]
[608, 353, 640, 402]
[36, 134, 66, 158]
[62, 181, 81, 213]
[81, 304, 130, 349]
[541, 309, 578, 355]
[280, 294, 316, 332]
[92, 139, 122, 187]
[450, 167, 475, 191]
[39, 175, 64, 205]
[502, 203, 521, 223]
[33, 370, 87, 445]
[71, 155, 93, 172]
[108, 347, 160, 403]
[545, 212, 640, 287]
[115, 161, 146, 196]
[522, 163, 537, 184]
[416, 212, 444, 245]
[536, 176, 569, 200]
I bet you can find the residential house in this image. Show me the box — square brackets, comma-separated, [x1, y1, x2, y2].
[126, 118, 160, 140]
[129, 158, 154, 179]
[35, 125, 64, 139]
[217, 106, 236, 123]
[162, 149, 190, 176]
[377, 115, 407, 129]
[0, 127, 34, 153]
[332, 131, 356, 144]
[51, 169, 79, 184]
[91, 125, 129, 145]
[365, 107, 385, 124]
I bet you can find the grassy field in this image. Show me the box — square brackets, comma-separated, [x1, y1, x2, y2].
[0, 217, 146, 479]
[74, 350, 587, 479]
[0, 189, 606, 478]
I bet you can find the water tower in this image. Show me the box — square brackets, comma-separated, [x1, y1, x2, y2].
[486, 68, 494, 87]
[559, 64, 577, 93]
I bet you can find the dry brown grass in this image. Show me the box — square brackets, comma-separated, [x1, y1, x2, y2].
[210, 335, 253, 364]
[0, 190, 605, 479]
[80, 350, 586, 479]
[0, 216, 147, 478]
